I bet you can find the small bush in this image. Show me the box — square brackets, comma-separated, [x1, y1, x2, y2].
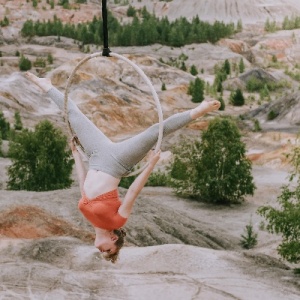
[253, 119, 262, 132]
[240, 220, 258, 249]
[47, 53, 54, 64]
[127, 5, 136, 17]
[33, 57, 46, 68]
[218, 96, 225, 111]
[119, 175, 136, 189]
[190, 65, 198, 76]
[19, 55, 32, 71]
[0, 111, 10, 140]
[267, 110, 278, 120]
[0, 135, 3, 157]
[230, 88, 245, 106]
[146, 170, 170, 187]
[14, 111, 23, 131]
[0, 16, 10, 27]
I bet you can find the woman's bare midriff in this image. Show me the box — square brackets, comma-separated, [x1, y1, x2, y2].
[83, 169, 121, 199]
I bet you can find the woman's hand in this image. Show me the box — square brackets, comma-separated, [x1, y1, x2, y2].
[147, 150, 161, 167]
[69, 136, 78, 152]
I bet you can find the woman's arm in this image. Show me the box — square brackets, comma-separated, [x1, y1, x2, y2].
[70, 138, 87, 196]
[118, 150, 161, 218]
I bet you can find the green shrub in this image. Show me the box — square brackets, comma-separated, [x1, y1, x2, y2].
[253, 119, 262, 132]
[190, 65, 198, 76]
[223, 59, 231, 75]
[127, 5, 136, 17]
[146, 170, 170, 187]
[188, 77, 205, 103]
[240, 220, 258, 249]
[170, 117, 255, 204]
[0, 135, 3, 157]
[218, 96, 225, 111]
[257, 145, 300, 263]
[267, 110, 278, 120]
[47, 53, 54, 64]
[19, 55, 32, 71]
[14, 111, 23, 131]
[119, 175, 136, 189]
[239, 58, 245, 73]
[0, 111, 10, 140]
[180, 61, 187, 71]
[230, 88, 245, 106]
[7, 120, 73, 191]
[33, 57, 46, 68]
[0, 16, 9, 27]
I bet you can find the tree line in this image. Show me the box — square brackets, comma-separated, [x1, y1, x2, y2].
[21, 7, 239, 47]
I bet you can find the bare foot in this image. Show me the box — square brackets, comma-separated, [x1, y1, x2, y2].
[25, 72, 52, 92]
[190, 100, 221, 119]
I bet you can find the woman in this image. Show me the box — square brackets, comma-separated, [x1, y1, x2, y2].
[25, 72, 220, 263]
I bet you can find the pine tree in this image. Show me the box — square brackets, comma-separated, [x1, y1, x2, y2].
[180, 61, 187, 71]
[190, 64, 198, 76]
[14, 111, 23, 131]
[0, 134, 3, 157]
[19, 55, 32, 71]
[237, 19, 243, 32]
[127, 5, 136, 17]
[231, 88, 245, 106]
[47, 53, 54, 64]
[7, 120, 73, 191]
[223, 59, 231, 75]
[239, 58, 245, 73]
[218, 96, 225, 111]
[240, 220, 258, 249]
[0, 111, 10, 140]
[191, 78, 205, 103]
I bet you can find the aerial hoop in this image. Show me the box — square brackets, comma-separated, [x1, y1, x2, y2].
[64, 52, 164, 177]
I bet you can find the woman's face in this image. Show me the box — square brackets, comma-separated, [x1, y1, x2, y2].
[95, 235, 118, 254]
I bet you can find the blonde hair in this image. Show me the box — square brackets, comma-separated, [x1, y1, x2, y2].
[103, 228, 126, 264]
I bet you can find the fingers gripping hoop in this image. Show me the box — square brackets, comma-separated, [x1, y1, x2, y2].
[64, 52, 164, 177]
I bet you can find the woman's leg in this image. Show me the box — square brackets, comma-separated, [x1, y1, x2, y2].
[112, 100, 220, 170]
[112, 110, 191, 168]
[25, 72, 111, 156]
[47, 88, 112, 156]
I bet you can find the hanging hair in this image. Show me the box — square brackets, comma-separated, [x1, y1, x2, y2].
[103, 228, 127, 264]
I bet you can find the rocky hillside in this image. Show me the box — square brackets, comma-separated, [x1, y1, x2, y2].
[131, 0, 300, 24]
[1, 1, 300, 299]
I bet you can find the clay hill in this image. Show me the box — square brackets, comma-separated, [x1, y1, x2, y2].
[1, 0, 300, 299]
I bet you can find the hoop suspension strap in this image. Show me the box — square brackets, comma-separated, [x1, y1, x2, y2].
[102, 0, 110, 57]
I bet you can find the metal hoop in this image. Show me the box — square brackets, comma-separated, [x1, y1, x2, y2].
[64, 52, 164, 177]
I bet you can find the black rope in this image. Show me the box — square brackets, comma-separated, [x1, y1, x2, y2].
[102, 0, 111, 56]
